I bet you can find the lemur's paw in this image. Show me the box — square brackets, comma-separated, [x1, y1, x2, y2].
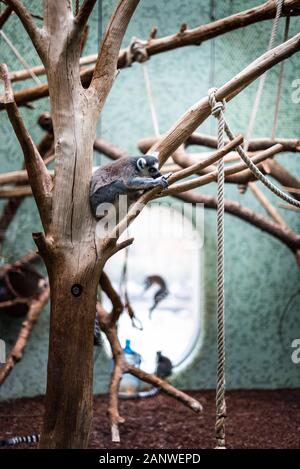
[159, 176, 170, 189]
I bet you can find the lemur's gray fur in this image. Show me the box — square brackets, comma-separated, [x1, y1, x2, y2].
[90, 155, 171, 219]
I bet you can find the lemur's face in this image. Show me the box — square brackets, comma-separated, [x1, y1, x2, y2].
[137, 155, 161, 179]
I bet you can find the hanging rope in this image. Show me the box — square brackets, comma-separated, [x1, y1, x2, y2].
[245, 0, 284, 150]
[238, 0, 283, 193]
[208, 73, 300, 448]
[209, 0, 216, 135]
[208, 88, 226, 449]
[0, 30, 41, 85]
[125, 37, 160, 138]
[271, 15, 290, 139]
[225, 120, 300, 208]
[208, 88, 300, 209]
[142, 63, 160, 138]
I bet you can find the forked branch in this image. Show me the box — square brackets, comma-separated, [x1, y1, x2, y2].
[163, 144, 283, 196]
[91, 0, 140, 102]
[127, 365, 203, 412]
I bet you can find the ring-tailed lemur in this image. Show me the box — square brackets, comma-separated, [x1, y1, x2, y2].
[144, 275, 169, 318]
[0, 316, 102, 447]
[0, 434, 40, 447]
[90, 155, 171, 219]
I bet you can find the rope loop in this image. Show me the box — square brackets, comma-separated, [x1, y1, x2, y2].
[125, 37, 149, 67]
[208, 87, 225, 118]
[207, 87, 300, 209]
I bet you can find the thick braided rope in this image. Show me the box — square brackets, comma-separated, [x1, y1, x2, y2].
[208, 88, 226, 449]
[224, 121, 300, 209]
[245, 0, 284, 149]
[125, 37, 149, 66]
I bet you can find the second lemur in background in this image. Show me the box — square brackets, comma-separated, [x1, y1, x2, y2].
[144, 275, 169, 318]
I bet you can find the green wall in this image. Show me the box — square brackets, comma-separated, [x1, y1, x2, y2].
[0, 0, 300, 399]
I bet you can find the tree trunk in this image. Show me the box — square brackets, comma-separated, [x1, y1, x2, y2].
[38, 243, 102, 448]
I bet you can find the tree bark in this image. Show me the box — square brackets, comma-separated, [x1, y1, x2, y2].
[37, 240, 103, 448]
[34, 0, 139, 448]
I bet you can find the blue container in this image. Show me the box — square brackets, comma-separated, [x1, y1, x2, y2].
[119, 340, 141, 397]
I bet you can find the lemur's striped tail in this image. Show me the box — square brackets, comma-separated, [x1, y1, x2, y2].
[120, 387, 160, 399]
[137, 387, 160, 398]
[0, 434, 40, 446]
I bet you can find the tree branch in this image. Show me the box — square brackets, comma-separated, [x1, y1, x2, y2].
[3, 0, 300, 82]
[6, 2, 300, 109]
[107, 144, 283, 240]
[96, 302, 126, 442]
[146, 32, 300, 168]
[248, 182, 288, 228]
[267, 159, 300, 201]
[0, 132, 53, 245]
[4, 0, 47, 62]
[43, 0, 72, 35]
[0, 5, 12, 29]
[94, 138, 128, 159]
[97, 298, 202, 443]
[116, 0, 300, 66]
[176, 191, 300, 258]
[108, 350, 125, 443]
[73, 0, 97, 32]
[127, 365, 203, 413]
[0, 64, 52, 231]
[163, 144, 283, 195]
[167, 135, 244, 185]
[0, 185, 33, 198]
[90, 0, 140, 101]
[0, 297, 29, 309]
[8, 54, 97, 83]
[93, 137, 300, 259]
[186, 133, 300, 153]
[99, 271, 124, 324]
[0, 282, 50, 386]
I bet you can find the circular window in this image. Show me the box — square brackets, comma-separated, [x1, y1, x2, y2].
[103, 203, 202, 373]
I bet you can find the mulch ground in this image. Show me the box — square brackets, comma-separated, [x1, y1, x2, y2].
[0, 389, 299, 449]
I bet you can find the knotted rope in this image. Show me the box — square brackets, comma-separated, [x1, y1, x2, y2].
[208, 88, 226, 449]
[209, 90, 300, 208]
[208, 77, 300, 449]
[125, 37, 160, 138]
[225, 121, 300, 208]
[125, 37, 149, 66]
[238, 0, 283, 193]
